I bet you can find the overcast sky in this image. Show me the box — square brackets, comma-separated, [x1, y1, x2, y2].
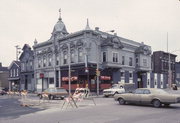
[0, 0, 180, 66]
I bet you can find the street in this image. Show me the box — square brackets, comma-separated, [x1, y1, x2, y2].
[0, 94, 180, 123]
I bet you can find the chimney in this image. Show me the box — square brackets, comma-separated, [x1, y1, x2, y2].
[95, 27, 99, 31]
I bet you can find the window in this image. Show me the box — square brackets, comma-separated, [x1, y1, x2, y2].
[71, 50, 75, 63]
[129, 57, 133, 66]
[143, 59, 147, 67]
[147, 79, 150, 85]
[49, 78, 54, 84]
[143, 89, 151, 94]
[78, 48, 83, 62]
[38, 57, 41, 68]
[13, 69, 15, 77]
[113, 52, 118, 63]
[10, 69, 12, 77]
[43, 56, 46, 67]
[16, 69, 18, 76]
[136, 58, 138, 65]
[21, 63, 25, 71]
[122, 56, 125, 65]
[30, 61, 33, 69]
[63, 52, 67, 64]
[155, 80, 157, 85]
[129, 72, 133, 78]
[121, 72, 124, 77]
[48, 54, 52, 66]
[103, 52, 107, 62]
[56, 55, 59, 65]
[135, 89, 144, 94]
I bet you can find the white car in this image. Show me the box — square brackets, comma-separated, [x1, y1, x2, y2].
[103, 83, 135, 97]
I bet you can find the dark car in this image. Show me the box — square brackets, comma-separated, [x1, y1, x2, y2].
[0, 87, 7, 95]
[39, 87, 68, 100]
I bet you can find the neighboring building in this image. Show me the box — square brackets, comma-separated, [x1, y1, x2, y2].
[33, 11, 152, 92]
[152, 51, 177, 87]
[19, 44, 35, 91]
[0, 62, 9, 89]
[175, 62, 180, 87]
[8, 61, 21, 91]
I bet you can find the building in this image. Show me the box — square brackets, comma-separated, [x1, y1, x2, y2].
[0, 62, 9, 89]
[175, 62, 180, 87]
[33, 11, 152, 92]
[19, 44, 35, 91]
[8, 61, 21, 91]
[152, 51, 177, 87]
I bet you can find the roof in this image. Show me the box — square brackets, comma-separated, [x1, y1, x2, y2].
[8, 60, 21, 69]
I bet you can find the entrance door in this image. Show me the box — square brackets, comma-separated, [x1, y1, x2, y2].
[25, 75, 28, 90]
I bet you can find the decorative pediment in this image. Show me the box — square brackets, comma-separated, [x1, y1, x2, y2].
[76, 40, 83, 47]
[135, 45, 151, 55]
[101, 36, 124, 49]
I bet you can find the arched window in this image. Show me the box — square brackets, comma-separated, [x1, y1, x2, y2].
[63, 51, 67, 64]
[43, 56, 46, 67]
[71, 49, 75, 63]
[38, 57, 42, 68]
[48, 54, 52, 66]
[78, 48, 83, 62]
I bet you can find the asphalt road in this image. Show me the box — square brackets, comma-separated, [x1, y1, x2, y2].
[1, 94, 180, 123]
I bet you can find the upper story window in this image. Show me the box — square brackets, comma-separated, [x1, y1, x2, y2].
[102, 52, 107, 62]
[16, 69, 18, 76]
[129, 57, 133, 66]
[43, 56, 46, 67]
[122, 56, 125, 65]
[143, 59, 147, 67]
[71, 50, 75, 63]
[56, 55, 59, 65]
[13, 69, 16, 77]
[63, 51, 67, 64]
[113, 52, 118, 63]
[21, 63, 25, 71]
[136, 58, 139, 66]
[29, 61, 33, 69]
[38, 57, 41, 68]
[10, 69, 12, 77]
[48, 54, 52, 66]
[78, 48, 83, 62]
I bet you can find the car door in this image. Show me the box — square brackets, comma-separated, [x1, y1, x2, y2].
[126, 89, 142, 103]
[140, 89, 152, 104]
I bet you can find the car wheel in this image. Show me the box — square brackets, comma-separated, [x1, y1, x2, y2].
[39, 95, 43, 99]
[104, 95, 109, 98]
[118, 98, 125, 105]
[49, 95, 54, 100]
[153, 99, 161, 108]
[164, 104, 170, 107]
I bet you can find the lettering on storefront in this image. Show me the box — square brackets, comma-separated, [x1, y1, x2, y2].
[100, 76, 111, 80]
[62, 76, 78, 81]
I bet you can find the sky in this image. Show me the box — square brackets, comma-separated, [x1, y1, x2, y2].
[0, 0, 180, 66]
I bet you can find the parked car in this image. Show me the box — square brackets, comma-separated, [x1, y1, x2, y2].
[38, 87, 68, 100]
[0, 87, 7, 95]
[114, 88, 180, 108]
[103, 83, 135, 97]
